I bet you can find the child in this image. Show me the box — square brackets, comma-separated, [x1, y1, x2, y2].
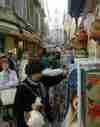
[26, 97, 45, 127]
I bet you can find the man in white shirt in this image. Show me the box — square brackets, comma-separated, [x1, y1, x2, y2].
[0, 55, 18, 87]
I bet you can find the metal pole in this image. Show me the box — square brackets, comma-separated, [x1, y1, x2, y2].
[77, 62, 81, 127]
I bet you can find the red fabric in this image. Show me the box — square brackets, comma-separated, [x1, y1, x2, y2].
[90, 31, 100, 38]
[79, 30, 88, 41]
[88, 104, 100, 119]
[88, 75, 100, 85]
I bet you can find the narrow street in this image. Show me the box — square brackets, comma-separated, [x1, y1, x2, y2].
[0, 0, 100, 127]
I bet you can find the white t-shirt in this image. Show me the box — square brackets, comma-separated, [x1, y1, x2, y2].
[27, 111, 45, 127]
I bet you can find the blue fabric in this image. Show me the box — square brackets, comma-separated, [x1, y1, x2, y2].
[66, 55, 74, 65]
[68, 64, 77, 75]
[68, 69, 77, 88]
[63, 80, 69, 115]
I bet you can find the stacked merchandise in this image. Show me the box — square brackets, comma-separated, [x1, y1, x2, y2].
[90, 19, 100, 41]
[89, 18, 100, 58]
[71, 29, 88, 58]
[84, 0, 100, 58]
[67, 0, 89, 59]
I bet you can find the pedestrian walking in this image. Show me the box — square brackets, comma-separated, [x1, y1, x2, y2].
[14, 60, 66, 127]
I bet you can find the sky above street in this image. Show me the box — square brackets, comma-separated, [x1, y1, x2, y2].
[48, 0, 68, 27]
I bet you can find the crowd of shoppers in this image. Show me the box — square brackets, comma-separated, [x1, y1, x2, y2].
[14, 59, 66, 127]
[0, 46, 78, 127]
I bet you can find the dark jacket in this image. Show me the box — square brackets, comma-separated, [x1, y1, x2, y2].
[14, 74, 64, 122]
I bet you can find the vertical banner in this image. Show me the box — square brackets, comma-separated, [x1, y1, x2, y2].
[78, 61, 100, 127]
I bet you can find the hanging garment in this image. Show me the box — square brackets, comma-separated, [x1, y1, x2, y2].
[84, 0, 96, 13]
[68, 69, 77, 88]
[68, 0, 86, 17]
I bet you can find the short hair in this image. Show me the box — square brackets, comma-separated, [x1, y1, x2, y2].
[25, 61, 44, 76]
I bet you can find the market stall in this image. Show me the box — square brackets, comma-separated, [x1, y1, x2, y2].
[77, 60, 100, 127]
